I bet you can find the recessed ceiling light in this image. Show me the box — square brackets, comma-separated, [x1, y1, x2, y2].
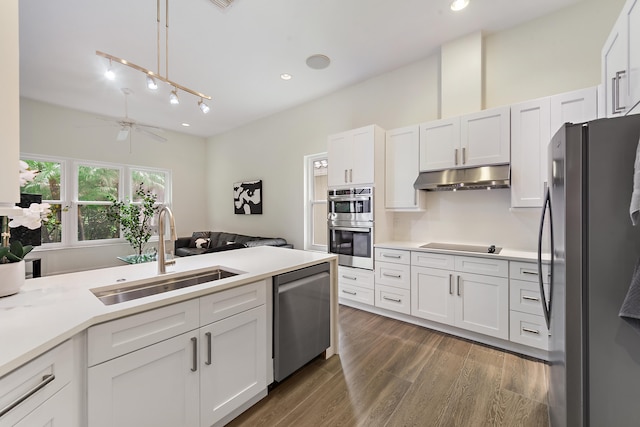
[450, 0, 469, 11]
[181, 123, 190, 127]
[280, 73, 292, 80]
[306, 54, 331, 70]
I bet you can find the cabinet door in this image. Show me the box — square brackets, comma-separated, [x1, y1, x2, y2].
[419, 117, 460, 171]
[200, 305, 267, 427]
[549, 87, 598, 137]
[626, 0, 640, 111]
[385, 125, 420, 209]
[410, 266, 455, 325]
[88, 333, 199, 427]
[510, 97, 551, 208]
[602, 14, 628, 117]
[327, 131, 352, 187]
[454, 272, 509, 339]
[350, 126, 375, 185]
[460, 106, 510, 167]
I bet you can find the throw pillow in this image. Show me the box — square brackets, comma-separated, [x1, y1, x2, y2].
[195, 238, 211, 249]
[189, 231, 211, 248]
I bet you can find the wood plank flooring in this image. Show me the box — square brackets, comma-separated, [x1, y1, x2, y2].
[228, 305, 549, 427]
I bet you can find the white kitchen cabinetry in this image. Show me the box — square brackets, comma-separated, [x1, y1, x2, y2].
[374, 248, 411, 314]
[338, 265, 374, 306]
[327, 125, 384, 187]
[385, 125, 423, 210]
[87, 281, 267, 427]
[419, 106, 510, 172]
[602, 0, 640, 117]
[0, 339, 79, 426]
[509, 261, 550, 350]
[511, 87, 597, 208]
[411, 252, 509, 340]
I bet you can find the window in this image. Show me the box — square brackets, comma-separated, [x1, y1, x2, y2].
[19, 154, 171, 248]
[304, 153, 328, 252]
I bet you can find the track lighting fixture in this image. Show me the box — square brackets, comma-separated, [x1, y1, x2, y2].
[104, 59, 115, 80]
[146, 75, 158, 90]
[169, 88, 179, 105]
[198, 99, 210, 114]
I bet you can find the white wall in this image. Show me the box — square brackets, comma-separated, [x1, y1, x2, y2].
[206, 0, 623, 252]
[19, 99, 209, 274]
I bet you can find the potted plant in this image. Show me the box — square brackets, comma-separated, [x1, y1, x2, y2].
[107, 183, 160, 263]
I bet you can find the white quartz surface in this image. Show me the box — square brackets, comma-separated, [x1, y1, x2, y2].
[375, 241, 547, 262]
[0, 246, 336, 377]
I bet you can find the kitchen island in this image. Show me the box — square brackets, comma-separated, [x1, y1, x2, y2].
[0, 246, 337, 426]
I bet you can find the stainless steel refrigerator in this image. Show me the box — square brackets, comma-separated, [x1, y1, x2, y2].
[539, 114, 640, 426]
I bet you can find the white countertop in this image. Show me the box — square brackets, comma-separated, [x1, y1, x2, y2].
[375, 241, 546, 263]
[0, 246, 336, 378]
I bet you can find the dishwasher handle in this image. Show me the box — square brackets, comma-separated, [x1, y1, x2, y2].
[277, 272, 330, 294]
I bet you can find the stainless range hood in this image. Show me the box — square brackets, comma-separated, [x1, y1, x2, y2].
[413, 164, 510, 191]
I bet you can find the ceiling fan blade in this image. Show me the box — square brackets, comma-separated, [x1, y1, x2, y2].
[136, 127, 167, 143]
[117, 127, 130, 141]
[135, 123, 165, 133]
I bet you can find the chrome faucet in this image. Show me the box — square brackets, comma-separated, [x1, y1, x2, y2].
[157, 206, 177, 274]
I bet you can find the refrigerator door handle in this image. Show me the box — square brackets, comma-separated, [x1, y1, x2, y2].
[538, 187, 554, 329]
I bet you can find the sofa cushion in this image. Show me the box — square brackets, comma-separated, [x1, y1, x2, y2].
[189, 231, 211, 248]
[204, 242, 246, 253]
[245, 238, 288, 248]
[175, 247, 208, 257]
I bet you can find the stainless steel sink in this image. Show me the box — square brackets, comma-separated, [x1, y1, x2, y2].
[419, 242, 502, 254]
[91, 268, 240, 305]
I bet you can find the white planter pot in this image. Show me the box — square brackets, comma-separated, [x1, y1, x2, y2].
[0, 260, 25, 297]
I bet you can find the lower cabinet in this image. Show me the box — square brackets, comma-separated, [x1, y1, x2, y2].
[87, 281, 267, 427]
[338, 266, 375, 305]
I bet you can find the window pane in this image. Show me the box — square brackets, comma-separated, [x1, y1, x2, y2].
[77, 205, 119, 241]
[20, 160, 61, 200]
[313, 167, 328, 202]
[42, 203, 62, 244]
[78, 165, 119, 201]
[132, 170, 166, 202]
[312, 203, 327, 246]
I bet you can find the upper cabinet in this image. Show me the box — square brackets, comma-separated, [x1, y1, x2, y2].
[602, 0, 640, 117]
[511, 87, 597, 208]
[327, 125, 384, 187]
[385, 125, 423, 210]
[419, 106, 510, 172]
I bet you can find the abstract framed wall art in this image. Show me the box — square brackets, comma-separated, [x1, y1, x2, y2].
[233, 180, 263, 214]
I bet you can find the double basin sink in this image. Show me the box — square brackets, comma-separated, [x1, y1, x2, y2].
[91, 267, 241, 305]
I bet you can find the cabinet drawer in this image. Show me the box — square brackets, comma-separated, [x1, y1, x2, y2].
[0, 340, 73, 424]
[510, 279, 549, 317]
[88, 299, 200, 366]
[510, 311, 549, 350]
[455, 256, 508, 278]
[375, 284, 410, 315]
[338, 266, 374, 290]
[339, 283, 374, 305]
[375, 261, 410, 290]
[375, 248, 410, 265]
[200, 280, 266, 326]
[411, 251, 455, 270]
[510, 261, 550, 284]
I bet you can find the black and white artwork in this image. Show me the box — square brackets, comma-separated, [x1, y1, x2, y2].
[234, 180, 263, 215]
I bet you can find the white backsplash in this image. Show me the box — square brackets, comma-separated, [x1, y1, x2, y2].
[392, 189, 541, 251]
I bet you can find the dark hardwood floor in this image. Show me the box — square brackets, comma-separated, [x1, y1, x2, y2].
[228, 305, 549, 427]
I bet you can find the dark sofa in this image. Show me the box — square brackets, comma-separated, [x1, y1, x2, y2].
[174, 231, 292, 257]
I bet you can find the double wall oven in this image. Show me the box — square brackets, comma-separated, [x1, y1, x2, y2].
[327, 187, 374, 270]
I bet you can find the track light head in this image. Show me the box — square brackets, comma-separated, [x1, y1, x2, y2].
[104, 59, 115, 80]
[198, 99, 210, 114]
[146, 75, 158, 90]
[169, 88, 180, 105]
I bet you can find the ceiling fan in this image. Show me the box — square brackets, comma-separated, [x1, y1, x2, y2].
[98, 88, 168, 143]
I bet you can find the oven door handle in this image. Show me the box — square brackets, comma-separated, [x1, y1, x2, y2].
[328, 226, 372, 233]
[328, 196, 371, 202]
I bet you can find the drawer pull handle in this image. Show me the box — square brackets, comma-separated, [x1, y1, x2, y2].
[0, 374, 55, 417]
[205, 332, 212, 366]
[342, 275, 357, 281]
[383, 273, 402, 278]
[522, 295, 540, 302]
[522, 270, 539, 276]
[383, 296, 402, 303]
[522, 327, 540, 335]
[383, 254, 401, 259]
[191, 337, 198, 372]
[342, 290, 357, 295]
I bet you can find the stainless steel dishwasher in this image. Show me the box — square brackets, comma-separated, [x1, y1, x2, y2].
[273, 262, 330, 382]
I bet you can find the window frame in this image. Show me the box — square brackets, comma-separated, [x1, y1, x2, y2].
[304, 152, 328, 252]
